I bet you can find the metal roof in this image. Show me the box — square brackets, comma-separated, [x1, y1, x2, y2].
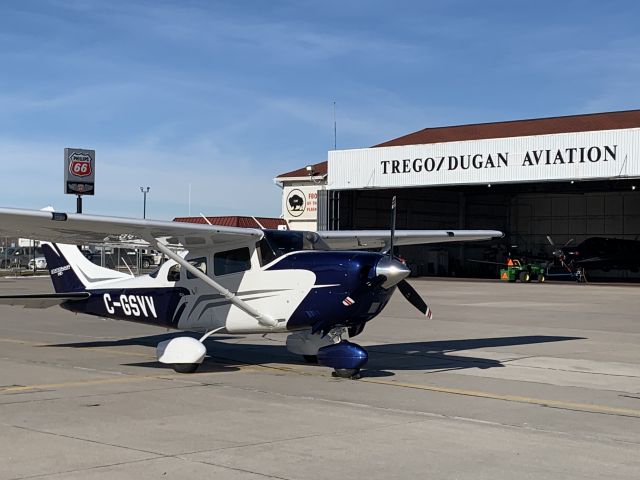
[173, 216, 288, 229]
[374, 109, 640, 147]
[277, 109, 640, 179]
[274, 161, 328, 180]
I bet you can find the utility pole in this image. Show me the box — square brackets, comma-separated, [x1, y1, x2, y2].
[140, 186, 150, 219]
[333, 101, 337, 150]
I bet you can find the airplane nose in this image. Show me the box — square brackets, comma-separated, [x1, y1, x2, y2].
[375, 257, 411, 289]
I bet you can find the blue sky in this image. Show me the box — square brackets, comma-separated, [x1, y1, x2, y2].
[1, 1, 639, 219]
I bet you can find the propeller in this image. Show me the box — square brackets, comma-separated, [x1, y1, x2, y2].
[397, 279, 433, 319]
[546, 235, 574, 258]
[342, 195, 434, 319]
[546, 235, 575, 272]
[388, 195, 397, 258]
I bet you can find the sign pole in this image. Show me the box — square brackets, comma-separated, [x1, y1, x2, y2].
[76, 195, 82, 214]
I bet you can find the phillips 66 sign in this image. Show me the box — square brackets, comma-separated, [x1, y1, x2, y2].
[64, 148, 95, 195]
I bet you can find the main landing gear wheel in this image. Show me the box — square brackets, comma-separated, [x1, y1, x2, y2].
[303, 355, 318, 364]
[157, 337, 207, 374]
[172, 363, 200, 374]
[332, 368, 361, 379]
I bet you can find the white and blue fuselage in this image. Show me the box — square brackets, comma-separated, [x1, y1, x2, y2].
[44, 242, 395, 337]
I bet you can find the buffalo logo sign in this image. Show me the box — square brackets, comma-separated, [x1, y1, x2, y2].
[286, 189, 306, 217]
[68, 152, 93, 177]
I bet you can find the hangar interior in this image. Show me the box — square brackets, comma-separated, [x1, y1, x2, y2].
[326, 179, 640, 279]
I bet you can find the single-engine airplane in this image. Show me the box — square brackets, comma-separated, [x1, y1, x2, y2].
[0, 203, 501, 378]
[547, 235, 640, 273]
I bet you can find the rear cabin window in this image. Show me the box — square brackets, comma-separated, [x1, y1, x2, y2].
[167, 257, 208, 281]
[186, 257, 208, 279]
[214, 247, 251, 276]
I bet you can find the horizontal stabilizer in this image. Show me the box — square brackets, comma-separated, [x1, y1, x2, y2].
[0, 292, 90, 309]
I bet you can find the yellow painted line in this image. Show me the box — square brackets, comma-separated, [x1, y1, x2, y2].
[0, 337, 47, 346]
[76, 346, 152, 358]
[4, 336, 638, 417]
[208, 360, 640, 417]
[1, 375, 164, 393]
[360, 378, 640, 417]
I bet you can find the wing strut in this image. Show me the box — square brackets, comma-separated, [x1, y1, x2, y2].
[154, 241, 279, 328]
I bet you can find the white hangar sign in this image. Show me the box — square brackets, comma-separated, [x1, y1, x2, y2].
[328, 128, 640, 190]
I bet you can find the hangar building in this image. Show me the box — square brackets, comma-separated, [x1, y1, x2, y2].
[275, 110, 640, 278]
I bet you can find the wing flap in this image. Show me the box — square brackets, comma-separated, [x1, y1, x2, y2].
[0, 292, 90, 309]
[318, 230, 503, 250]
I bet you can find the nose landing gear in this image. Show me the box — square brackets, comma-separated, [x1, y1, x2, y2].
[286, 327, 369, 378]
[318, 340, 368, 379]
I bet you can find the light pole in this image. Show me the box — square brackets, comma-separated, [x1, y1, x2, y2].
[140, 186, 150, 219]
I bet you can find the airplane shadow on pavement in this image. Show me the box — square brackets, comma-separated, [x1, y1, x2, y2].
[42, 334, 584, 378]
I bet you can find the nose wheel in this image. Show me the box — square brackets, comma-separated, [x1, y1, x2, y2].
[332, 368, 362, 379]
[318, 340, 368, 379]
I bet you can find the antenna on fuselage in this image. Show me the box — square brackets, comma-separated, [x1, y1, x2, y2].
[199, 213, 213, 226]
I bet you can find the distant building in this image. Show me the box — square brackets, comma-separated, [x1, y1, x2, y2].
[274, 161, 327, 231]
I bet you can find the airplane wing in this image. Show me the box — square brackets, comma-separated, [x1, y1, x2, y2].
[0, 292, 90, 309]
[317, 230, 503, 250]
[0, 207, 263, 248]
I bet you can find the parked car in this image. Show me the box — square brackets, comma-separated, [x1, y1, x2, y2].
[28, 257, 48, 270]
[0, 246, 44, 269]
[89, 248, 156, 270]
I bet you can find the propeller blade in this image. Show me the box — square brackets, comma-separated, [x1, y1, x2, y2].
[397, 280, 433, 319]
[388, 195, 397, 257]
[546, 235, 556, 247]
[564, 238, 575, 247]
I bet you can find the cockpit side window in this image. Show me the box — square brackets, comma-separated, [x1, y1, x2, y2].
[258, 230, 330, 266]
[214, 247, 251, 276]
[257, 239, 277, 266]
[264, 230, 303, 256]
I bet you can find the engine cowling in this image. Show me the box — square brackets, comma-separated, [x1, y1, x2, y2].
[317, 341, 368, 370]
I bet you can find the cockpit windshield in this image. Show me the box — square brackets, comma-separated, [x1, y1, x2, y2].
[258, 230, 329, 265]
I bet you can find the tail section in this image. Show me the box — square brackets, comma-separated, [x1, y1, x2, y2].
[42, 243, 130, 293]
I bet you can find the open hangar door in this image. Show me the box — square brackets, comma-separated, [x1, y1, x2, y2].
[330, 187, 511, 277]
[329, 180, 640, 279]
[509, 182, 640, 280]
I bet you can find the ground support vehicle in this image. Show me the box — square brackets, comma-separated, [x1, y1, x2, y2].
[500, 259, 546, 283]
